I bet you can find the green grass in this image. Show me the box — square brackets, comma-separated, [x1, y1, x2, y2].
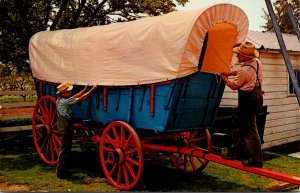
[0, 132, 299, 192]
[0, 95, 37, 103]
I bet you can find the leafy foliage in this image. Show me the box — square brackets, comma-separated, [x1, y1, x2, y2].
[0, 0, 189, 90]
[262, 0, 299, 34]
[0, 63, 35, 91]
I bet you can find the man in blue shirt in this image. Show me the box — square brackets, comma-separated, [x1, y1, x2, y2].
[56, 82, 97, 179]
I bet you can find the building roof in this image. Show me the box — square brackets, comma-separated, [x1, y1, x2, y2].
[247, 31, 300, 52]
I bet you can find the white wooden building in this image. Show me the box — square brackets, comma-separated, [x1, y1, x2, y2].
[220, 31, 300, 149]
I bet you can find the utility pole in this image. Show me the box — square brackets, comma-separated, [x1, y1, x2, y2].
[287, 3, 300, 42]
[265, 0, 300, 105]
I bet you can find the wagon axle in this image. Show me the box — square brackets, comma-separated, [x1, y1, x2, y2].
[106, 148, 125, 165]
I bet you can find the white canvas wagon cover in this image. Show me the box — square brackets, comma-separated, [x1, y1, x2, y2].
[29, 3, 248, 86]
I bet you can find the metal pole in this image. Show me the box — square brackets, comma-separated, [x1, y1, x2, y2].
[265, 0, 300, 105]
[287, 3, 300, 42]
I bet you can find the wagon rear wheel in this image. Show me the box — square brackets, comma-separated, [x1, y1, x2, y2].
[32, 95, 59, 166]
[99, 121, 143, 191]
[169, 129, 211, 173]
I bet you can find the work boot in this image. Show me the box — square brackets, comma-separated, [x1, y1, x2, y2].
[241, 159, 263, 168]
[221, 149, 240, 160]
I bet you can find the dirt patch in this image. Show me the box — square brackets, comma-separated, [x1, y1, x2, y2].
[0, 182, 31, 192]
[264, 181, 299, 192]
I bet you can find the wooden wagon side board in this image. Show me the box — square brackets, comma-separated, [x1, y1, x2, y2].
[34, 71, 225, 133]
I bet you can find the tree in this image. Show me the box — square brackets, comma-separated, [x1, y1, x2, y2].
[0, 62, 35, 91]
[261, 0, 299, 34]
[0, 0, 188, 90]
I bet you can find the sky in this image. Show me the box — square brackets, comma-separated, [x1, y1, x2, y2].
[177, 0, 271, 31]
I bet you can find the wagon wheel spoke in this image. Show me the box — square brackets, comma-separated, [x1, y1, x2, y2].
[35, 114, 48, 126]
[122, 165, 130, 186]
[50, 109, 57, 127]
[120, 126, 126, 147]
[125, 147, 138, 155]
[117, 165, 122, 185]
[51, 118, 57, 129]
[49, 100, 55, 122]
[183, 156, 198, 171]
[36, 126, 45, 142]
[38, 103, 47, 122]
[190, 130, 199, 140]
[43, 99, 50, 122]
[39, 135, 48, 152]
[125, 162, 137, 181]
[184, 155, 190, 171]
[103, 146, 114, 152]
[169, 153, 177, 166]
[32, 96, 59, 166]
[51, 137, 60, 157]
[100, 121, 143, 191]
[49, 137, 55, 162]
[126, 157, 139, 167]
[108, 163, 118, 176]
[123, 134, 133, 150]
[189, 156, 197, 171]
[105, 134, 118, 149]
[169, 129, 211, 173]
[112, 126, 120, 146]
[190, 136, 206, 143]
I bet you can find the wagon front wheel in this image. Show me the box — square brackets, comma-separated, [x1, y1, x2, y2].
[99, 121, 143, 190]
[169, 129, 211, 173]
[32, 95, 59, 166]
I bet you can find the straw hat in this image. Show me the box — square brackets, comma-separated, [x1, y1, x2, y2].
[56, 82, 73, 94]
[233, 41, 259, 58]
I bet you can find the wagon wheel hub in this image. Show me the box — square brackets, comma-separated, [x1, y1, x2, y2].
[100, 121, 143, 190]
[107, 148, 124, 164]
[45, 124, 52, 136]
[169, 130, 211, 173]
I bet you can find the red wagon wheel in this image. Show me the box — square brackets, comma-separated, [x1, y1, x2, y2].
[99, 121, 143, 190]
[169, 129, 211, 173]
[32, 95, 59, 166]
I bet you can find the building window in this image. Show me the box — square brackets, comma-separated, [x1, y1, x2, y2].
[289, 69, 300, 95]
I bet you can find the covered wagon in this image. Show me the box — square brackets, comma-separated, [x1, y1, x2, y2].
[28, 3, 297, 191]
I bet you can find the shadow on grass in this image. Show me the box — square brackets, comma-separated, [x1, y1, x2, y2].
[263, 141, 300, 161]
[135, 163, 247, 192]
[1, 131, 297, 191]
[69, 142, 103, 178]
[265, 141, 300, 155]
[0, 131, 40, 171]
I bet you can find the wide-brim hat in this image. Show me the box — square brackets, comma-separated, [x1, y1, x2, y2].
[233, 41, 259, 58]
[56, 82, 73, 94]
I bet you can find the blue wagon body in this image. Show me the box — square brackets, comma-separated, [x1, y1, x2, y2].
[35, 71, 225, 133]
